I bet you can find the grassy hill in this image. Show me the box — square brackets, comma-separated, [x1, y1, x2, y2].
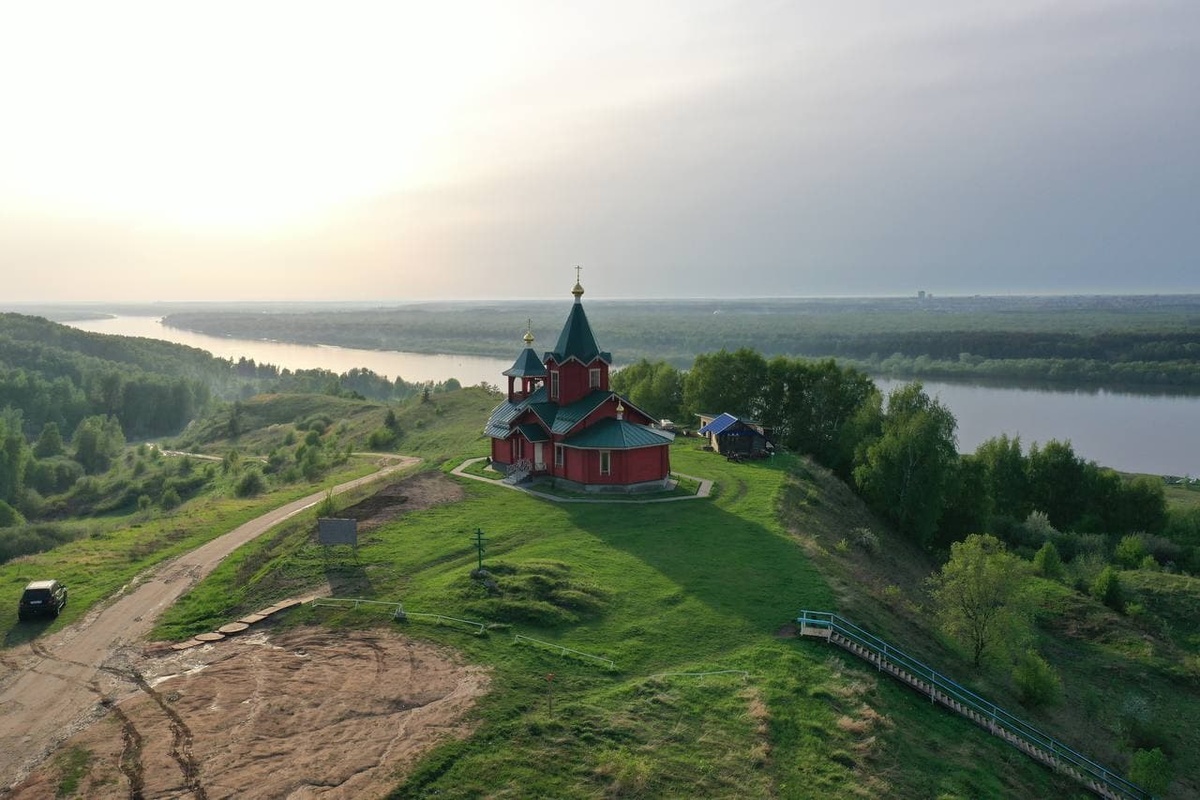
[150, 388, 1122, 798]
[8, 386, 1196, 796]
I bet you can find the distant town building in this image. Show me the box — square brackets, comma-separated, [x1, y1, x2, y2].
[484, 275, 674, 491]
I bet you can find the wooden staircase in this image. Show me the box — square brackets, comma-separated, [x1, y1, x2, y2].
[797, 611, 1149, 800]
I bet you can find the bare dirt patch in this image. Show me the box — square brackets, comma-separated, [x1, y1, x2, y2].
[338, 473, 465, 531]
[9, 628, 489, 800]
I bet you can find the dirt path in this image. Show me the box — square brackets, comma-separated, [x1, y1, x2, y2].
[0, 456, 419, 790]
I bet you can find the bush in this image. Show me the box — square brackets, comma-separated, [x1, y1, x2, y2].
[160, 487, 181, 510]
[850, 527, 880, 555]
[27, 456, 85, 495]
[0, 523, 79, 563]
[314, 490, 338, 518]
[1129, 748, 1171, 796]
[1091, 566, 1125, 613]
[1012, 649, 1062, 707]
[1114, 535, 1147, 569]
[368, 428, 398, 450]
[0, 499, 25, 528]
[235, 469, 265, 498]
[1032, 541, 1064, 581]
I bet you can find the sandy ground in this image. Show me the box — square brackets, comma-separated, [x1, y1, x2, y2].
[0, 458, 497, 798]
[7, 628, 489, 799]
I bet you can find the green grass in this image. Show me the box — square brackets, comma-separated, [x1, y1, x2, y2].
[0, 454, 387, 648]
[13, 387, 1195, 796]
[155, 436, 1073, 798]
[1165, 483, 1200, 511]
[52, 745, 91, 798]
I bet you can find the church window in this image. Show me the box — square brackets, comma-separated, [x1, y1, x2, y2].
[555, 444, 564, 468]
[550, 370, 559, 400]
[589, 368, 601, 389]
[599, 450, 611, 475]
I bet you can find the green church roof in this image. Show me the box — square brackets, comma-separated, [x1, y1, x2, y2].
[561, 417, 675, 450]
[546, 299, 611, 365]
[503, 347, 547, 377]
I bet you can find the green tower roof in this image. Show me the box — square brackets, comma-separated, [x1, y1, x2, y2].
[503, 347, 547, 377]
[546, 297, 611, 365]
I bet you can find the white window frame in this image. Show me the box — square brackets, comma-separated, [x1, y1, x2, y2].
[550, 370, 559, 400]
[589, 368, 601, 389]
[599, 449, 611, 476]
[555, 443, 564, 468]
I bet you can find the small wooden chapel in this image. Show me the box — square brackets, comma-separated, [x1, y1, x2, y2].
[484, 273, 674, 491]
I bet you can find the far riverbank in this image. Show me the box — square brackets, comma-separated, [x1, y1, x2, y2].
[64, 315, 1199, 477]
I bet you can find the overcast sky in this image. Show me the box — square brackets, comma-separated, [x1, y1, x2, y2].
[1, 1, 1196, 302]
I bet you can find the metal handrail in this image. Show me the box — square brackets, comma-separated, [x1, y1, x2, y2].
[309, 598, 485, 634]
[512, 634, 616, 670]
[797, 610, 1148, 800]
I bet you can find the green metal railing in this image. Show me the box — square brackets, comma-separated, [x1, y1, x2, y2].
[309, 597, 486, 634]
[797, 610, 1149, 800]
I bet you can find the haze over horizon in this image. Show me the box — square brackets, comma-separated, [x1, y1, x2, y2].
[3, 1, 1196, 303]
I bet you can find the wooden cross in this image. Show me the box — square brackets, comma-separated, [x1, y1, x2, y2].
[574, 265, 582, 283]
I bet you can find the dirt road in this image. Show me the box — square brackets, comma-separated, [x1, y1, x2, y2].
[0, 456, 419, 789]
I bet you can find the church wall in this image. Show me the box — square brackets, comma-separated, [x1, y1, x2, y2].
[490, 437, 509, 466]
[552, 360, 607, 406]
[620, 446, 671, 484]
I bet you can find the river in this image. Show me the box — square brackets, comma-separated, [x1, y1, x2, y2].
[65, 316, 1198, 477]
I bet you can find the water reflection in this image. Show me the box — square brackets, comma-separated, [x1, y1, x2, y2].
[66, 316, 511, 387]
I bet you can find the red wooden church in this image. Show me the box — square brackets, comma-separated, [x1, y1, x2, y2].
[485, 276, 674, 491]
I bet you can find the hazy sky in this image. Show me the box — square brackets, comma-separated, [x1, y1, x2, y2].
[2, 1, 1196, 302]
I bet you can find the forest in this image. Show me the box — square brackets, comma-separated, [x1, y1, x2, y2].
[156, 293, 1200, 389]
[0, 312, 461, 559]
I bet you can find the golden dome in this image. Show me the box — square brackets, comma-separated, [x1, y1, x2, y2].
[572, 265, 584, 300]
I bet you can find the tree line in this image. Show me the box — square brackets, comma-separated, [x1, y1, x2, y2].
[614, 348, 1173, 554]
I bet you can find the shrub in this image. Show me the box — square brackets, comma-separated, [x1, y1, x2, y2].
[235, 469, 265, 498]
[850, 527, 880, 555]
[0, 500, 25, 528]
[1032, 541, 1064, 581]
[1091, 566, 1125, 613]
[1024, 510, 1057, 539]
[1012, 649, 1062, 707]
[1066, 552, 1107, 593]
[27, 456, 85, 495]
[314, 490, 338, 518]
[368, 428, 398, 450]
[1114, 535, 1147, 569]
[160, 487, 181, 510]
[1129, 748, 1171, 796]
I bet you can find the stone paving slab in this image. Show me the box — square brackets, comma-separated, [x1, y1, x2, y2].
[171, 639, 206, 651]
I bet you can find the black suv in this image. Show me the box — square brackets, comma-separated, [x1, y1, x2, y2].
[17, 580, 68, 621]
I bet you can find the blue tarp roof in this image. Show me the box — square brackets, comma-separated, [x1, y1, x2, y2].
[697, 412, 740, 436]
